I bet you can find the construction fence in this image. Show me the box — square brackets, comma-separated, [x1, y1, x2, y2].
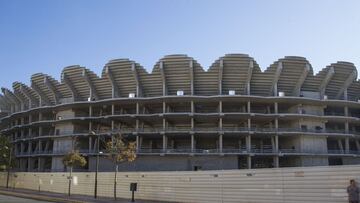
[0, 165, 359, 203]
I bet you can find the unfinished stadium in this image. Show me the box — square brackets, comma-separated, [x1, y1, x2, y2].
[0, 54, 360, 172]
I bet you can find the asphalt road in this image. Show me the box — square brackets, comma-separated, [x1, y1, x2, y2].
[0, 194, 51, 203]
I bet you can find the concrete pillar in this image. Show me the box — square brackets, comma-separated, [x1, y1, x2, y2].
[356, 140, 360, 151]
[338, 139, 344, 152]
[219, 134, 223, 153]
[247, 156, 251, 169]
[219, 117, 222, 131]
[191, 134, 195, 152]
[273, 156, 279, 168]
[38, 157, 41, 171]
[89, 105, 93, 117]
[136, 135, 140, 152]
[247, 118, 251, 130]
[246, 135, 251, 152]
[162, 135, 167, 152]
[163, 118, 166, 131]
[260, 139, 264, 152]
[191, 118, 194, 131]
[28, 141, 32, 154]
[345, 138, 350, 153]
[89, 137, 92, 152]
[191, 101, 195, 113]
[39, 112, 42, 121]
[27, 158, 31, 172]
[39, 126, 43, 136]
[162, 102, 166, 113]
[29, 128, 32, 137]
[345, 122, 349, 133]
[344, 106, 349, 117]
[219, 101, 223, 113]
[247, 101, 251, 113]
[111, 104, 115, 115]
[38, 140, 41, 153]
[274, 102, 278, 114]
[275, 135, 279, 152]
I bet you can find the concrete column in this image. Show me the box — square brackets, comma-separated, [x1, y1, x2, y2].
[38, 157, 41, 171]
[163, 118, 166, 131]
[27, 158, 31, 172]
[356, 140, 360, 151]
[273, 157, 279, 168]
[247, 118, 251, 130]
[28, 141, 32, 154]
[89, 106, 93, 117]
[191, 101, 195, 113]
[247, 156, 251, 169]
[344, 106, 349, 117]
[111, 104, 115, 115]
[29, 128, 32, 137]
[89, 137, 92, 152]
[38, 140, 41, 153]
[136, 136, 140, 152]
[275, 135, 279, 152]
[247, 101, 251, 113]
[20, 142, 24, 154]
[345, 138, 350, 153]
[162, 102, 166, 113]
[219, 118, 222, 131]
[275, 119, 279, 130]
[260, 139, 264, 152]
[219, 101, 222, 113]
[162, 135, 167, 152]
[219, 134, 223, 153]
[274, 102, 278, 114]
[338, 139, 344, 152]
[39, 126, 43, 136]
[191, 118, 194, 131]
[39, 112, 42, 121]
[246, 135, 251, 152]
[191, 134, 195, 152]
[345, 122, 349, 133]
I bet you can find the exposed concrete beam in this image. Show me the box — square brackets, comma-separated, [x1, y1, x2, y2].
[82, 68, 99, 101]
[31, 82, 52, 106]
[336, 70, 357, 100]
[19, 85, 38, 108]
[159, 61, 167, 96]
[292, 63, 310, 96]
[61, 73, 79, 101]
[44, 76, 61, 104]
[104, 66, 120, 98]
[189, 60, 194, 95]
[270, 62, 283, 96]
[245, 60, 253, 95]
[319, 66, 335, 99]
[218, 59, 224, 95]
[131, 63, 143, 97]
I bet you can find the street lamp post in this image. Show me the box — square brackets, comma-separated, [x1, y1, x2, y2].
[93, 131, 103, 199]
[6, 146, 11, 188]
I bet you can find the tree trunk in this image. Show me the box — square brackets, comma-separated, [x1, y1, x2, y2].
[114, 164, 118, 200]
[68, 167, 72, 196]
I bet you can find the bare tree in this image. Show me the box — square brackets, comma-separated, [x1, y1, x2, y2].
[105, 134, 136, 200]
[62, 150, 87, 196]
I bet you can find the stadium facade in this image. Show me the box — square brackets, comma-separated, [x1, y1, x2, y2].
[0, 54, 360, 172]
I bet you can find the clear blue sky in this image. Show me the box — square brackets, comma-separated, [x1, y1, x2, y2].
[0, 0, 359, 89]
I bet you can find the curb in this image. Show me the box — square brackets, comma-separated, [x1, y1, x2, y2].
[0, 189, 87, 203]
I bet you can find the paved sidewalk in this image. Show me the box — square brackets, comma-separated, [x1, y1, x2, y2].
[0, 187, 168, 203]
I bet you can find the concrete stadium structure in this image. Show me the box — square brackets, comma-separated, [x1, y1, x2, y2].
[0, 54, 360, 172]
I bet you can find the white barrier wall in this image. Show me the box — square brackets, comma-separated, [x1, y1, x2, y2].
[0, 165, 359, 203]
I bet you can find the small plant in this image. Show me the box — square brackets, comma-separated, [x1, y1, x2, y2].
[105, 134, 136, 200]
[62, 150, 87, 196]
